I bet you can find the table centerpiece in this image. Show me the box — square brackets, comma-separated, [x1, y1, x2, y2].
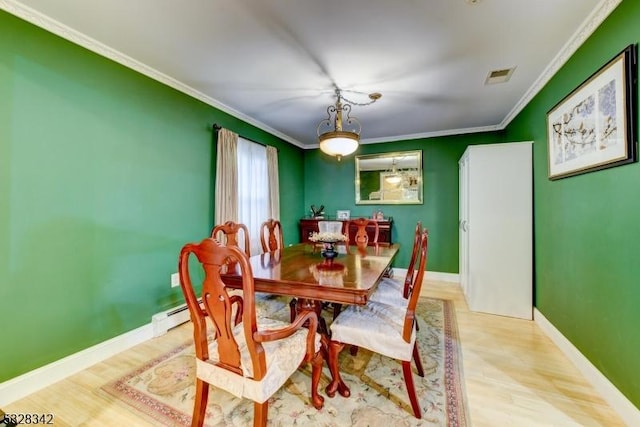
[308, 231, 347, 265]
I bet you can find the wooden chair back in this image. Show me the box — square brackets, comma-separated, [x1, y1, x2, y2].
[179, 238, 260, 377]
[349, 218, 379, 247]
[211, 221, 251, 257]
[260, 219, 283, 252]
[402, 229, 429, 343]
[402, 221, 423, 298]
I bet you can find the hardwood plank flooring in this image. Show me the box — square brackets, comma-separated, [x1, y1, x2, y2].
[4, 281, 626, 426]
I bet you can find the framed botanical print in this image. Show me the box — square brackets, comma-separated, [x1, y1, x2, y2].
[547, 44, 637, 180]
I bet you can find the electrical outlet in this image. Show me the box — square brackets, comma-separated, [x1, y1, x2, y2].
[170, 272, 180, 288]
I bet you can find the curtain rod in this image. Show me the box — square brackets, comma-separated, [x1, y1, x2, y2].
[212, 123, 276, 150]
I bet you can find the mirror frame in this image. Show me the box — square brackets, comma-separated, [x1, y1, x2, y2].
[355, 150, 423, 205]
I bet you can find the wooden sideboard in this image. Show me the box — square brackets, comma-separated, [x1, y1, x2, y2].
[299, 218, 393, 245]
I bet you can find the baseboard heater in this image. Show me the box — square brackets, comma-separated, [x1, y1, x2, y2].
[151, 299, 200, 337]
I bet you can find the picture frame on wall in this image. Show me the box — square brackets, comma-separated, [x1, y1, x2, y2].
[336, 210, 351, 220]
[546, 44, 637, 180]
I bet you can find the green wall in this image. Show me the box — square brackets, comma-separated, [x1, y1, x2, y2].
[3, 0, 639, 411]
[504, 0, 640, 408]
[0, 10, 304, 382]
[303, 132, 504, 270]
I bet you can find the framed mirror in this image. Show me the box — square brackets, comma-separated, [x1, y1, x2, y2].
[355, 150, 423, 205]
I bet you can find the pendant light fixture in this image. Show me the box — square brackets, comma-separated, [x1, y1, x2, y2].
[317, 88, 381, 161]
[384, 157, 420, 186]
[384, 159, 403, 184]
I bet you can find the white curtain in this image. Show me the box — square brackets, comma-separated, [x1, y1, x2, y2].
[214, 128, 280, 254]
[214, 128, 238, 226]
[237, 138, 269, 255]
[266, 146, 280, 220]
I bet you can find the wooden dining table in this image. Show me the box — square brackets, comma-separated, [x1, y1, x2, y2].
[221, 242, 399, 398]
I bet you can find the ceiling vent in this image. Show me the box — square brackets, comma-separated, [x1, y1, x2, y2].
[485, 67, 516, 85]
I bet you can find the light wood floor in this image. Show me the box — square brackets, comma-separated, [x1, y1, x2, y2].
[4, 281, 626, 426]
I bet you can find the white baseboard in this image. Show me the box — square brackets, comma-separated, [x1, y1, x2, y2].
[426, 270, 459, 283]
[391, 268, 459, 284]
[534, 308, 640, 426]
[0, 324, 153, 407]
[389, 269, 459, 299]
[151, 303, 191, 337]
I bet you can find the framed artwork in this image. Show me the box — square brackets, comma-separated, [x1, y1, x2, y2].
[336, 210, 351, 220]
[547, 44, 637, 180]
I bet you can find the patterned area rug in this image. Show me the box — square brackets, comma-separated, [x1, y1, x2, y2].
[101, 297, 468, 426]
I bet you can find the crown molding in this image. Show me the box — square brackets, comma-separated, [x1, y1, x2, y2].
[500, 0, 623, 128]
[360, 125, 501, 146]
[0, 0, 306, 149]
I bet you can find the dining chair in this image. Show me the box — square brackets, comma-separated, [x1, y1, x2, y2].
[345, 222, 422, 355]
[212, 221, 286, 317]
[369, 221, 423, 307]
[328, 230, 429, 418]
[259, 218, 300, 322]
[259, 218, 283, 252]
[348, 217, 379, 247]
[211, 221, 251, 257]
[318, 220, 344, 234]
[178, 238, 324, 427]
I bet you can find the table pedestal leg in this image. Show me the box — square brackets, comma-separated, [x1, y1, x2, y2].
[293, 298, 328, 335]
[325, 339, 351, 398]
[291, 298, 350, 398]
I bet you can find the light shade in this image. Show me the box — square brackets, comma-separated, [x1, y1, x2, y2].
[319, 131, 359, 158]
[385, 174, 402, 184]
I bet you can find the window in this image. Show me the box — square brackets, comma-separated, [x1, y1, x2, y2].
[237, 138, 268, 255]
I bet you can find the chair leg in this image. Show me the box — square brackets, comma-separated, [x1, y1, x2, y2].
[253, 401, 268, 427]
[192, 379, 209, 427]
[289, 298, 297, 323]
[332, 303, 342, 320]
[402, 360, 422, 419]
[413, 343, 424, 377]
[349, 345, 359, 356]
[310, 351, 325, 409]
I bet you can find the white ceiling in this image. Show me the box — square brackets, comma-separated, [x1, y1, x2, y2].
[3, 0, 619, 148]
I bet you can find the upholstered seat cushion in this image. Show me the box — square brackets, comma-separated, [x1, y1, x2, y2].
[330, 300, 416, 361]
[369, 277, 408, 309]
[196, 316, 321, 403]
